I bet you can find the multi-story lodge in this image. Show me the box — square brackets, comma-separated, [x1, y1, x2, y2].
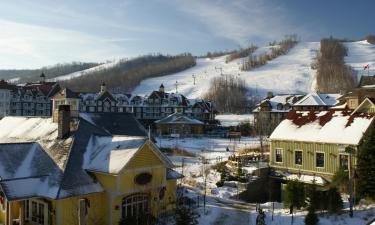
[252, 92, 304, 134]
[253, 92, 342, 134]
[79, 83, 215, 123]
[0, 79, 60, 118]
[269, 98, 375, 186]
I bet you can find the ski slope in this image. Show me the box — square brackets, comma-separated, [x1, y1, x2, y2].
[47, 61, 119, 82]
[345, 40, 375, 78]
[132, 42, 320, 98]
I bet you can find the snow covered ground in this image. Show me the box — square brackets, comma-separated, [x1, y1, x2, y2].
[157, 136, 265, 201]
[156, 136, 262, 156]
[133, 42, 320, 98]
[345, 40, 375, 79]
[194, 193, 375, 225]
[215, 114, 254, 127]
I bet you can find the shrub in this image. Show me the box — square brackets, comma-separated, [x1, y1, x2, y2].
[284, 180, 306, 211]
[327, 187, 343, 214]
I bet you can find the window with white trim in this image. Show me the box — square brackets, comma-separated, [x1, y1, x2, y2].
[275, 148, 283, 163]
[295, 150, 303, 165]
[122, 193, 150, 219]
[316, 152, 325, 168]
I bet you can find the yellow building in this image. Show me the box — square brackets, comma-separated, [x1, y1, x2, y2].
[0, 106, 181, 225]
[269, 98, 375, 185]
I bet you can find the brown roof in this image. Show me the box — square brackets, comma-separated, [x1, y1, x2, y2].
[0, 80, 16, 90]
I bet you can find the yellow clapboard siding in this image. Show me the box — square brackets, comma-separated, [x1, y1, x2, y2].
[270, 140, 356, 177]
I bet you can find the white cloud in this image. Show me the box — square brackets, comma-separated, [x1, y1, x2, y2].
[0, 19, 130, 69]
[165, 0, 309, 45]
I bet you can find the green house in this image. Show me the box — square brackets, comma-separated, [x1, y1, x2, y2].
[269, 98, 375, 185]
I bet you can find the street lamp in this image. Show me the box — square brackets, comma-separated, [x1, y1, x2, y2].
[338, 145, 356, 217]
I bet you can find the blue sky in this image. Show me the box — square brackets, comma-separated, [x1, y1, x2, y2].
[0, 0, 374, 69]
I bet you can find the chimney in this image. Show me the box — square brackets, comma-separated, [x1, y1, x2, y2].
[57, 105, 71, 139]
[267, 91, 273, 99]
[100, 82, 107, 93]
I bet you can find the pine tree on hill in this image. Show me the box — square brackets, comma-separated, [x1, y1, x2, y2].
[305, 180, 319, 225]
[357, 125, 375, 199]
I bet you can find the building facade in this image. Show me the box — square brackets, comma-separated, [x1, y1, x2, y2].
[269, 99, 375, 185]
[0, 80, 60, 118]
[252, 92, 304, 134]
[155, 112, 205, 137]
[79, 83, 215, 123]
[0, 109, 181, 225]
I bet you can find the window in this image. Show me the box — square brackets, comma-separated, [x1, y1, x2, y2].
[295, 150, 303, 165]
[316, 152, 325, 168]
[275, 148, 283, 163]
[79, 199, 89, 225]
[339, 154, 349, 170]
[122, 194, 149, 219]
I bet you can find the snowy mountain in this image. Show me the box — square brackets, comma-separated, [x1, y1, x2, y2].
[45, 40, 375, 98]
[132, 42, 320, 99]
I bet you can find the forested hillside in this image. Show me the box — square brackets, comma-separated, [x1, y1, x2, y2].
[316, 37, 357, 93]
[60, 54, 196, 92]
[0, 62, 100, 82]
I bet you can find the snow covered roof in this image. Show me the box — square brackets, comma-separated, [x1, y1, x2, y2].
[253, 94, 304, 112]
[84, 136, 147, 174]
[155, 112, 204, 125]
[270, 110, 374, 145]
[293, 93, 341, 106]
[166, 168, 184, 180]
[0, 113, 160, 200]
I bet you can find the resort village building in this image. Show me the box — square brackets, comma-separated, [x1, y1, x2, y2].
[0, 79, 60, 118]
[269, 98, 375, 186]
[79, 83, 215, 124]
[0, 106, 181, 225]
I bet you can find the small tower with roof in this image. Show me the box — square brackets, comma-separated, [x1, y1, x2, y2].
[100, 82, 107, 93]
[40, 72, 46, 83]
[159, 83, 165, 92]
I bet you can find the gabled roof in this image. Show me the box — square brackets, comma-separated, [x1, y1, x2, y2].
[155, 113, 204, 125]
[293, 93, 341, 106]
[270, 110, 374, 145]
[80, 113, 148, 136]
[0, 112, 160, 200]
[83, 136, 147, 174]
[358, 75, 375, 87]
[52, 88, 79, 99]
[97, 90, 117, 102]
[253, 94, 304, 112]
[351, 97, 375, 115]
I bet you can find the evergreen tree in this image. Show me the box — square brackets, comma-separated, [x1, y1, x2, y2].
[357, 125, 375, 199]
[327, 187, 343, 214]
[284, 180, 306, 212]
[304, 207, 319, 225]
[332, 169, 349, 193]
[175, 204, 199, 225]
[305, 181, 319, 225]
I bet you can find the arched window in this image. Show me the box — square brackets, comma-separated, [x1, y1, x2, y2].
[122, 193, 150, 219]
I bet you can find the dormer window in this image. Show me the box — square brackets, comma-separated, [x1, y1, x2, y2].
[277, 103, 283, 110]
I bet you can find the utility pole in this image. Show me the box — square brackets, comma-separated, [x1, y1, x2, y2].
[175, 81, 178, 93]
[192, 74, 196, 85]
